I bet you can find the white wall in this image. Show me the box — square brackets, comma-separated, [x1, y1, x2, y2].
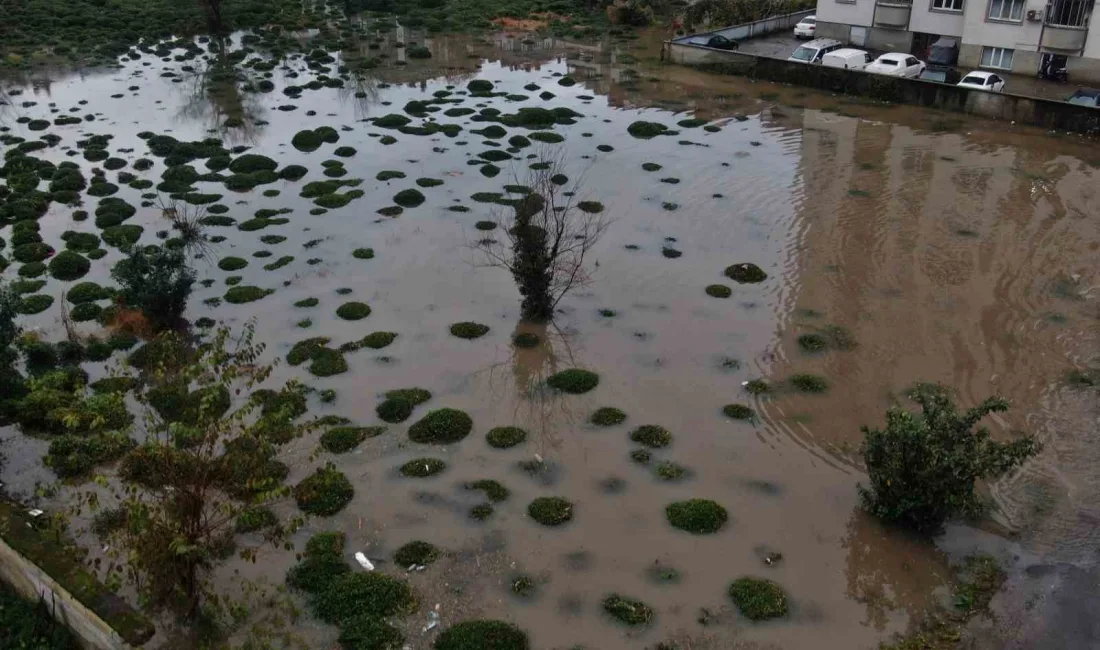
[1083, 16, 1100, 59]
[816, 0, 876, 28]
[961, 0, 1045, 51]
[909, 2, 966, 36]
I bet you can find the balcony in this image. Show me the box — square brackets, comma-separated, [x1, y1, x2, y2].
[1041, 0, 1091, 51]
[874, 0, 912, 28]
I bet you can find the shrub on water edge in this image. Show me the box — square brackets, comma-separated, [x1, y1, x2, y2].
[744, 379, 771, 395]
[377, 170, 406, 181]
[628, 121, 668, 139]
[706, 284, 732, 298]
[546, 369, 599, 394]
[666, 499, 728, 534]
[602, 594, 653, 626]
[527, 496, 573, 526]
[393, 540, 440, 567]
[342, 331, 397, 351]
[486, 426, 527, 449]
[790, 374, 829, 393]
[590, 407, 626, 426]
[434, 620, 529, 650]
[218, 256, 248, 271]
[18, 293, 54, 314]
[399, 457, 446, 477]
[376, 397, 413, 423]
[408, 408, 472, 444]
[352, 248, 374, 260]
[466, 479, 509, 502]
[450, 322, 489, 339]
[309, 348, 348, 378]
[224, 286, 273, 304]
[393, 189, 425, 207]
[48, 250, 91, 281]
[294, 464, 354, 516]
[728, 577, 789, 621]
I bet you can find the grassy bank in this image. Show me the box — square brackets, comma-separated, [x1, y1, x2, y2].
[0, 581, 78, 650]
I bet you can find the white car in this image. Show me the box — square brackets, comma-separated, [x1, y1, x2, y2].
[793, 16, 816, 39]
[957, 70, 1005, 92]
[865, 53, 926, 78]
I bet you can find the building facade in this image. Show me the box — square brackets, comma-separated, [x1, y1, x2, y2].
[814, 0, 1100, 83]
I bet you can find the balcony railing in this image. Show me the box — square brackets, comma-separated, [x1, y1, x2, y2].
[1045, 0, 1091, 27]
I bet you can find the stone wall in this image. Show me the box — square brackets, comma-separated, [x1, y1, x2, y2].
[665, 43, 1100, 135]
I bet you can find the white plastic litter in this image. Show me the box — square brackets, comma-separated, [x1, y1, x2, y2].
[422, 606, 440, 633]
[354, 552, 375, 571]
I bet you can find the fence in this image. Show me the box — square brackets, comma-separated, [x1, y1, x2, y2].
[672, 9, 815, 46]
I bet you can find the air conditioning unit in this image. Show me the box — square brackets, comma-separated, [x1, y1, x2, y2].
[1026, 9, 1042, 21]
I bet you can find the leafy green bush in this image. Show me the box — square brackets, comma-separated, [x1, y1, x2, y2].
[723, 404, 756, 421]
[338, 615, 404, 650]
[486, 426, 526, 449]
[728, 577, 788, 621]
[434, 620, 528, 650]
[706, 284, 732, 298]
[627, 121, 669, 138]
[336, 301, 371, 320]
[295, 464, 354, 516]
[465, 479, 509, 502]
[0, 581, 78, 650]
[546, 369, 599, 394]
[449, 322, 489, 339]
[527, 496, 573, 526]
[393, 540, 439, 566]
[590, 407, 626, 426]
[44, 432, 136, 478]
[408, 408, 472, 444]
[399, 458, 446, 477]
[111, 245, 195, 330]
[602, 594, 653, 625]
[630, 425, 671, 448]
[725, 263, 767, 283]
[320, 427, 381, 453]
[859, 384, 1039, 532]
[224, 286, 273, 304]
[393, 189, 425, 207]
[312, 572, 417, 623]
[666, 499, 727, 534]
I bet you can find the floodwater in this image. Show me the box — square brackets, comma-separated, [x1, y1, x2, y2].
[1, 24, 1098, 650]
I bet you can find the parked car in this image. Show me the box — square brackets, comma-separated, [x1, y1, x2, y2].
[918, 66, 962, 85]
[822, 48, 871, 71]
[788, 38, 843, 64]
[927, 37, 959, 66]
[793, 15, 817, 39]
[1066, 88, 1100, 107]
[957, 71, 1005, 92]
[865, 53, 926, 78]
[703, 35, 739, 51]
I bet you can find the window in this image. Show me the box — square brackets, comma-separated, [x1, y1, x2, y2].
[906, 56, 919, 66]
[980, 46, 1014, 68]
[987, 0, 1025, 20]
[932, 0, 964, 11]
[988, 74, 1002, 85]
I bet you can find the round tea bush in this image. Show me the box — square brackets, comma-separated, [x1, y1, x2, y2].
[393, 188, 425, 207]
[279, 165, 308, 181]
[546, 369, 599, 394]
[218, 256, 248, 271]
[467, 479, 509, 502]
[666, 499, 728, 534]
[320, 427, 372, 453]
[797, 333, 828, 352]
[408, 409, 472, 444]
[590, 407, 626, 426]
[228, 154, 277, 174]
[294, 464, 354, 516]
[486, 426, 526, 449]
[399, 457, 446, 477]
[603, 594, 653, 626]
[313, 572, 416, 623]
[338, 615, 404, 650]
[336, 301, 371, 320]
[528, 496, 573, 526]
[434, 620, 529, 650]
[450, 322, 489, 339]
[376, 397, 413, 423]
[725, 263, 768, 284]
[466, 80, 495, 93]
[393, 540, 440, 566]
[309, 349, 348, 378]
[48, 250, 90, 281]
[70, 302, 102, 322]
[706, 284, 732, 298]
[790, 374, 829, 393]
[723, 404, 756, 421]
[352, 248, 374, 260]
[334, 146, 357, 157]
[13, 242, 52, 263]
[18, 293, 54, 315]
[628, 121, 669, 139]
[728, 577, 788, 621]
[630, 425, 671, 448]
[225, 286, 273, 304]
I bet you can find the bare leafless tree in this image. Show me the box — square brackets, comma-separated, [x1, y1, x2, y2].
[155, 194, 216, 262]
[474, 148, 610, 322]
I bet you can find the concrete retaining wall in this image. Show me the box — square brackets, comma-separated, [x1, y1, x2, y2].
[0, 536, 135, 650]
[672, 9, 814, 45]
[666, 43, 1100, 135]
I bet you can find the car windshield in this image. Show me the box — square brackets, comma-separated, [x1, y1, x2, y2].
[1067, 94, 1097, 107]
[878, 58, 899, 66]
[791, 47, 815, 61]
[803, 17, 816, 24]
[961, 76, 984, 85]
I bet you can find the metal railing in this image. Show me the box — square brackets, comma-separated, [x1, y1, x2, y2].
[1045, 0, 1092, 27]
[671, 9, 815, 44]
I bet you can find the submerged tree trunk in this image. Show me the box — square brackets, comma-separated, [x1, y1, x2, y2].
[200, 0, 225, 35]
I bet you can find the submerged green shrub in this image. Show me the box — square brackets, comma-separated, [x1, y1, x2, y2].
[602, 594, 653, 626]
[723, 404, 756, 421]
[728, 577, 788, 621]
[725, 263, 768, 283]
[408, 409, 472, 444]
[336, 301, 371, 320]
[449, 322, 489, 339]
[706, 284, 732, 298]
[320, 426, 382, 453]
[527, 496, 573, 526]
[859, 384, 1039, 533]
[546, 369, 599, 394]
[313, 572, 416, 623]
[486, 426, 526, 449]
[434, 620, 528, 650]
[338, 614, 404, 650]
[590, 407, 626, 426]
[399, 458, 446, 477]
[790, 374, 829, 393]
[666, 499, 728, 534]
[393, 541, 440, 566]
[466, 479, 509, 502]
[294, 464, 354, 516]
[630, 425, 671, 448]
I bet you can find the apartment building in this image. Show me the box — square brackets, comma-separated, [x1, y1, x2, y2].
[814, 0, 1100, 83]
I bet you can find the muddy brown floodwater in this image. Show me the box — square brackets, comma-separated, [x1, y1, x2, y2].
[1, 24, 1098, 650]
